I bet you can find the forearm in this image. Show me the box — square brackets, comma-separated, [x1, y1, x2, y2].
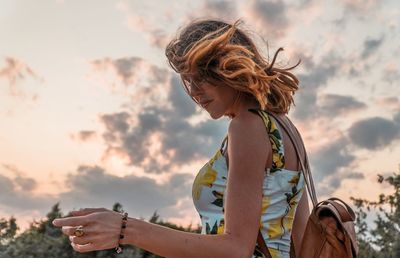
[120, 217, 250, 258]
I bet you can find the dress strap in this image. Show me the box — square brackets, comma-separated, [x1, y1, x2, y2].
[219, 135, 228, 155]
[248, 109, 286, 173]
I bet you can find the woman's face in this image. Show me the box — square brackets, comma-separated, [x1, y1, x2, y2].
[183, 77, 238, 119]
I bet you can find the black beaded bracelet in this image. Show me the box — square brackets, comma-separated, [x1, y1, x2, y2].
[115, 211, 128, 254]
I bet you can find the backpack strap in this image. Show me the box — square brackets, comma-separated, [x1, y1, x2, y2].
[320, 198, 356, 222]
[266, 112, 318, 207]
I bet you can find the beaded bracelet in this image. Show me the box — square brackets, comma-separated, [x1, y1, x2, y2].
[115, 211, 128, 254]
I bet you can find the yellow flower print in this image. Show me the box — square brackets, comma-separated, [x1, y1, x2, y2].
[283, 201, 297, 233]
[267, 220, 283, 239]
[269, 248, 280, 258]
[192, 152, 219, 200]
[260, 195, 271, 228]
[261, 195, 270, 214]
[288, 174, 300, 184]
[273, 154, 284, 168]
[270, 119, 279, 131]
[209, 149, 222, 163]
[217, 219, 225, 234]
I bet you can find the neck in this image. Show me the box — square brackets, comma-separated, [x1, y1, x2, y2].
[226, 98, 261, 119]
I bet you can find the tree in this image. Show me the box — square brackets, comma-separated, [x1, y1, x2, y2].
[0, 216, 19, 255]
[351, 166, 400, 258]
[0, 203, 201, 258]
[0, 217, 18, 243]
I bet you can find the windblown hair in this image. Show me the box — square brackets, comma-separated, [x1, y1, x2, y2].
[165, 19, 300, 114]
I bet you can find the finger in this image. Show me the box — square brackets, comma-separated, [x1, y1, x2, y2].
[69, 235, 96, 245]
[70, 208, 107, 216]
[53, 216, 89, 227]
[71, 242, 97, 253]
[62, 225, 95, 236]
[61, 226, 77, 236]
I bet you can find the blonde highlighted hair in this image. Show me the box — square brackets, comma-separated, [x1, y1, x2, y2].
[165, 19, 300, 114]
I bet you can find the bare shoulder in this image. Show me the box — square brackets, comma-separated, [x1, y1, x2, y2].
[228, 110, 266, 138]
[227, 110, 270, 166]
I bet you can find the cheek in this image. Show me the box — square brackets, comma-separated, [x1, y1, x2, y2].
[219, 89, 237, 108]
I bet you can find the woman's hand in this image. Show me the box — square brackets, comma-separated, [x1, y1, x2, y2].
[52, 208, 124, 253]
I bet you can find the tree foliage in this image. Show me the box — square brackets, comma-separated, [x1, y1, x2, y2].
[0, 203, 200, 258]
[6, 168, 398, 257]
[351, 166, 400, 258]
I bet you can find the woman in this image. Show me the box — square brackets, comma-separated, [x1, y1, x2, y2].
[53, 19, 309, 258]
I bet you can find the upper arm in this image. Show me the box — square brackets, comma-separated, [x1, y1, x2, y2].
[223, 113, 270, 257]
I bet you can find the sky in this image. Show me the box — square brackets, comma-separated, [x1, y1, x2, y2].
[0, 0, 399, 231]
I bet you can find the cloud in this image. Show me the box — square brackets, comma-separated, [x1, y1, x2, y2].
[0, 57, 43, 98]
[292, 52, 342, 120]
[348, 116, 400, 150]
[14, 176, 37, 192]
[316, 170, 365, 197]
[318, 94, 366, 117]
[101, 112, 130, 138]
[116, 1, 240, 49]
[70, 130, 97, 142]
[382, 62, 400, 85]
[340, 0, 381, 14]
[375, 96, 400, 111]
[168, 76, 197, 118]
[1, 163, 38, 193]
[287, 47, 371, 122]
[305, 133, 370, 196]
[91, 57, 144, 86]
[394, 111, 400, 125]
[200, 0, 238, 21]
[91, 56, 228, 174]
[361, 36, 385, 59]
[311, 136, 356, 183]
[115, 2, 172, 49]
[100, 88, 227, 174]
[0, 173, 55, 213]
[57, 165, 194, 219]
[90, 56, 170, 111]
[2, 163, 24, 175]
[244, 0, 290, 38]
[0, 165, 197, 224]
[345, 171, 364, 179]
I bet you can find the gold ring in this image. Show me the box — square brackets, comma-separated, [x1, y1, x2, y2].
[74, 225, 84, 237]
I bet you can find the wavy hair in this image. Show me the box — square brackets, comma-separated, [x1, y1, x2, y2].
[165, 19, 300, 114]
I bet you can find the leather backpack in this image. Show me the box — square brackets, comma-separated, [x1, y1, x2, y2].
[255, 112, 359, 258]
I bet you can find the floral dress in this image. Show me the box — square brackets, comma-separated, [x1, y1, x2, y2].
[192, 109, 305, 258]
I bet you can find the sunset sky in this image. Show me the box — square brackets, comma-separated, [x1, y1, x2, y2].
[1, 0, 399, 231]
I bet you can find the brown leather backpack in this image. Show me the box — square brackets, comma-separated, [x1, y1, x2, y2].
[256, 112, 359, 258]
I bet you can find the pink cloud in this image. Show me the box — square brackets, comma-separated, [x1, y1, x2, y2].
[90, 57, 144, 86]
[0, 57, 43, 98]
[69, 130, 97, 142]
[340, 0, 381, 13]
[116, 2, 171, 49]
[375, 96, 400, 111]
[243, 0, 290, 39]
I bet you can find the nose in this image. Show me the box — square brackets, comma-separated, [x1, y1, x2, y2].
[190, 91, 203, 104]
[182, 75, 206, 102]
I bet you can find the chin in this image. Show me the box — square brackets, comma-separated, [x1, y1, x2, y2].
[210, 112, 226, 120]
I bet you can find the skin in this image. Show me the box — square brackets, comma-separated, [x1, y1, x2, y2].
[53, 79, 308, 257]
[183, 78, 260, 119]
